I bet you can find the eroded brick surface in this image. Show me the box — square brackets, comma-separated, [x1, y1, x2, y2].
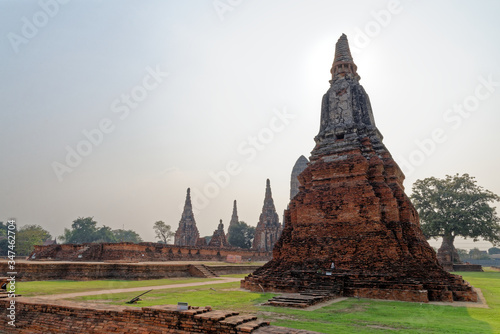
[0, 299, 271, 333]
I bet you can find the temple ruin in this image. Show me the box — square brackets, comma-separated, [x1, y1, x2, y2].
[208, 220, 229, 248]
[226, 200, 239, 244]
[290, 155, 309, 200]
[252, 179, 283, 252]
[174, 188, 200, 246]
[242, 34, 478, 303]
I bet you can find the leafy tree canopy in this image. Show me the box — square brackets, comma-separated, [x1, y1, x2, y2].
[153, 221, 174, 244]
[0, 221, 6, 238]
[411, 173, 500, 244]
[228, 221, 255, 249]
[63, 217, 99, 243]
[489, 247, 500, 255]
[469, 248, 490, 260]
[17, 225, 52, 256]
[94, 225, 117, 243]
[112, 229, 143, 243]
[58, 217, 141, 244]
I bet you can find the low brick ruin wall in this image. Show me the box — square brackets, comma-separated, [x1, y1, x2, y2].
[0, 298, 270, 333]
[0, 262, 191, 281]
[209, 265, 263, 276]
[0, 261, 262, 281]
[30, 242, 271, 262]
[452, 264, 483, 272]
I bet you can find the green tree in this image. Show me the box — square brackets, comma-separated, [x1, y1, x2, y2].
[16, 225, 52, 256]
[58, 228, 73, 244]
[94, 226, 117, 243]
[488, 247, 500, 255]
[153, 221, 174, 244]
[0, 222, 8, 256]
[411, 173, 500, 263]
[228, 221, 255, 249]
[64, 217, 99, 243]
[456, 248, 469, 260]
[112, 229, 143, 243]
[0, 221, 6, 238]
[469, 248, 490, 260]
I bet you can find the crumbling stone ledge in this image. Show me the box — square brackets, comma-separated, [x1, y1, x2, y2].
[29, 242, 272, 262]
[0, 298, 272, 333]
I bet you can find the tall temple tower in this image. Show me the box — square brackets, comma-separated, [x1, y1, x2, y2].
[242, 34, 477, 303]
[226, 200, 239, 244]
[174, 188, 200, 246]
[290, 155, 309, 200]
[252, 179, 282, 252]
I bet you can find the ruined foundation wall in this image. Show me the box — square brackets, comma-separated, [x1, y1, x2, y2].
[0, 261, 263, 281]
[29, 242, 271, 263]
[0, 298, 269, 334]
[0, 261, 191, 281]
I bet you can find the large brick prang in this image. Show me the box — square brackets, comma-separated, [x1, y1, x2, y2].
[175, 188, 200, 246]
[242, 34, 478, 303]
[252, 179, 282, 252]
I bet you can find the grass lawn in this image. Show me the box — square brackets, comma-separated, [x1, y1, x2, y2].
[263, 270, 500, 333]
[73, 281, 276, 313]
[19, 270, 500, 333]
[16, 277, 218, 296]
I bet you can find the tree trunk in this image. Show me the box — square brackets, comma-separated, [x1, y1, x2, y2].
[437, 234, 462, 271]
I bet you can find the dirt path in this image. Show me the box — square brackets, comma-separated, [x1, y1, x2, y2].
[36, 277, 242, 300]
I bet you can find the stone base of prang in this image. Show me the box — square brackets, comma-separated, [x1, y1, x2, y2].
[29, 242, 271, 262]
[242, 269, 477, 303]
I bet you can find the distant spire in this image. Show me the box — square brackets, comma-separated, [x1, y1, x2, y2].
[265, 178, 272, 200]
[263, 179, 277, 214]
[230, 200, 239, 225]
[226, 200, 239, 243]
[181, 188, 193, 220]
[174, 187, 199, 246]
[253, 179, 282, 251]
[330, 34, 360, 82]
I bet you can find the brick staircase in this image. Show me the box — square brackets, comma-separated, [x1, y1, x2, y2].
[191, 308, 320, 333]
[264, 290, 336, 308]
[190, 264, 219, 278]
[188, 308, 269, 332]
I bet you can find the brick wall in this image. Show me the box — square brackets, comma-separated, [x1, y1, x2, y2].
[0, 298, 269, 333]
[0, 261, 262, 281]
[29, 242, 271, 262]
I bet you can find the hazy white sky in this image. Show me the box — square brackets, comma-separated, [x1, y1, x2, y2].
[1, 0, 499, 251]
